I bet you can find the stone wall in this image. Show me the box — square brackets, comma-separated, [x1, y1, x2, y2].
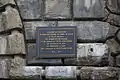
[0, 0, 120, 80]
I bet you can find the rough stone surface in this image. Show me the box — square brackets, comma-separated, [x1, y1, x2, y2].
[116, 55, 120, 67]
[106, 0, 120, 14]
[107, 13, 120, 26]
[9, 56, 25, 79]
[45, 0, 71, 19]
[73, 0, 105, 18]
[7, 31, 25, 54]
[58, 21, 118, 42]
[77, 43, 108, 66]
[0, 36, 7, 54]
[27, 43, 62, 65]
[23, 21, 57, 40]
[2, 6, 22, 31]
[0, 0, 15, 7]
[106, 39, 120, 53]
[78, 67, 119, 80]
[64, 58, 77, 65]
[117, 30, 120, 41]
[16, 0, 43, 19]
[0, 57, 11, 78]
[45, 66, 76, 79]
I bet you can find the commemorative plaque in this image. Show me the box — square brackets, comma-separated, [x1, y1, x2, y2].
[36, 26, 76, 58]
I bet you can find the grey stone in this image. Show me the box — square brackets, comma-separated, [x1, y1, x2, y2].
[0, 0, 15, 7]
[7, 31, 25, 54]
[73, 0, 105, 18]
[78, 67, 119, 80]
[27, 43, 62, 64]
[45, 66, 76, 79]
[116, 55, 120, 67]
[45, 0, 71, 19]
[106, 39, 120, 53]
[2, 6, 22, 31]
[77, 43, 108, 66]
[0, 56, 11, 78]
[117, 30, 120, 42]
[9, 56, 25, 78]
[23, 21, 57, 40]
[64, 58, 77, 65]
[58, 21, 118, 42]
[0, 36, 7, 54]
[21, 66, 42, 79]
[107, 13, 120, 26]
[107, 0, 120, 13]
[16, 0, 43, 19]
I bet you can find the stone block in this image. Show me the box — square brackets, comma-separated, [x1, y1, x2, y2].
[45, 66, 76, 79]
[16, 0, 43, 19]
[9, 56, 25, 78]
[106, 39, 120, 53]
[107, 13, 120, 26]
[27, 43, 62, 65]
[23, 21, 57, 40]
[107, 0, 120, 13]
[116, 55, 120, 67]
[117, 30, 120, 42]
[58, 21, 118, 42]
[73, 0, 105, 18]
[78, 67, 119, 80]
[45, 0, 71, 19]
[0, 56, 11, 78]
[7, 31, 25, 54]
[0, 36, 7, 54]
[2, 6, 22, 31]
[9, 56, 42, 79]
[64, 58, 77, 65]
[77, 43, 108, 66]
[0, 0, 15, 7]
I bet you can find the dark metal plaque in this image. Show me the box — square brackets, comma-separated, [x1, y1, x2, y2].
[36, 26, 77, 58]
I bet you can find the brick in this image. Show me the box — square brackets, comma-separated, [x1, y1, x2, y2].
[78, 67, 119, 80]
[73, 0, 105, 18]
[0, 36, 7, 54]
[23, 21, 57, 40]
[0, 0, 15, 6]
[27, 43, 62, 65]
[106, 39, 120, 53]
[7, 31, 25, 54]
[0, 56, 11, 78]
[107, 0, 120, 14]
[2, 6, 22, 31]
[9, 56, 25, 78]
[16, 0, 43, 19]
[45, 66, 76, 79]
[77, 43, 108, 66]
[45, 0, 71, 19]
[58, 21, 118, 42]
